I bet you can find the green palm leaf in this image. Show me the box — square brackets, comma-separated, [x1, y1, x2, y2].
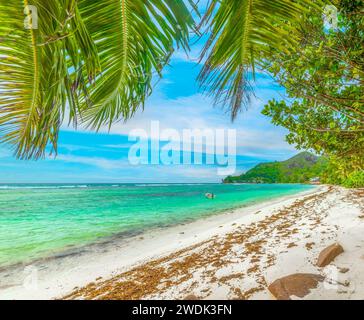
[198, 0, 330, 119]
[76, 0, 195, 130]
[0, 0, 46, 159]
[0, 0, 195, 158]
[0, 0, 99, 159]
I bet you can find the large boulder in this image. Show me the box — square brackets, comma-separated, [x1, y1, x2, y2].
[268, 273, 324, 300]
[317, 243, 344, 267]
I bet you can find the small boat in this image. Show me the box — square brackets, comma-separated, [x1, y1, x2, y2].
[205, 193, 215, 199]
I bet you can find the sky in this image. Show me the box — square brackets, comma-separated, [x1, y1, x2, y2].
[0, 4, 299, 184]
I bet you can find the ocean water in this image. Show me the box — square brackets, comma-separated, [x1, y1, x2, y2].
[0, 183, 313, 268]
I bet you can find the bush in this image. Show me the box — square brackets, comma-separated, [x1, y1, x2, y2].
[343, 171, 364, 188]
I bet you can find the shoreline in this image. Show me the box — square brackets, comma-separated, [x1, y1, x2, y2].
[65, 185, 363, 300]
[0, 186, 322, 300]
[0, 184, 315, 271]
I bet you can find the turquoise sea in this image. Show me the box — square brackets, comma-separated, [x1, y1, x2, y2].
[0, 183, 313, 268]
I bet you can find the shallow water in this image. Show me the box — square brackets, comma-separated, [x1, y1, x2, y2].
[0, 183, 313, 267]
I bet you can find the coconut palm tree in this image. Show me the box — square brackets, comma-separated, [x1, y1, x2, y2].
[0, 0, 330, 159]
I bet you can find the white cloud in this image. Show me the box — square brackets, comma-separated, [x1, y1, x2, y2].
[172, 44, 203, 63]
[99, 92, 292, 154]
[54, 154, 228, 182]
[58, 60, 295, 168]
[56, 155, 129, 170]
[60, 89, 294, 163]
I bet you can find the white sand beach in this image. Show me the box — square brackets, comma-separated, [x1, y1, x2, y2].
[1, 185, 363, 300]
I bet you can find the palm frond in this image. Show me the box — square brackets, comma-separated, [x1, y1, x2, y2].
[0, 0, 45, 159]
[0, 0, 194, 158]
[77, 0, 195, 130]
[198, 0, 330, 119]
[0, 0, 100, 158]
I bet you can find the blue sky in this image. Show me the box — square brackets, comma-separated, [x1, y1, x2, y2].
[0, 6, 299, 183]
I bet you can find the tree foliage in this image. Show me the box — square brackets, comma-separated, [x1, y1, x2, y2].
[262, 0, 364, 186]
[224, 152, 327, 184]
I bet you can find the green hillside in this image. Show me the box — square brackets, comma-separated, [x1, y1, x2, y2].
[224, 152, 327, 184]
